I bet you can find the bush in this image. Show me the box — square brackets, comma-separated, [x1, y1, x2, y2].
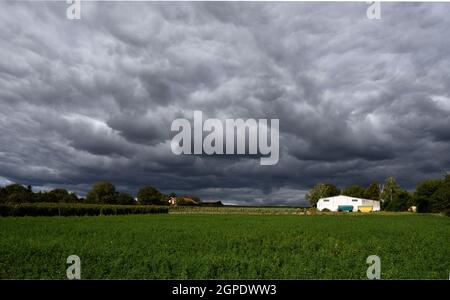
[0, 203, 168, 217]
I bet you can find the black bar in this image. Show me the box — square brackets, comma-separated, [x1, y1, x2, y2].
[0, 280, 448, 298]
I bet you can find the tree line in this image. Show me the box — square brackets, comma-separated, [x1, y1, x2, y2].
[305, 174, 450, 214]
[0, 181, 182, 206]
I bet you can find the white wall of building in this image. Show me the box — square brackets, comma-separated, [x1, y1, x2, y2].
[317, 195, 381, 212]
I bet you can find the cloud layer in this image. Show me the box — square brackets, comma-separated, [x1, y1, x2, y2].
[1, 2, 450, 205]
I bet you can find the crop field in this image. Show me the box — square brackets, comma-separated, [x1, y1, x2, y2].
[0, 212, 449, 279]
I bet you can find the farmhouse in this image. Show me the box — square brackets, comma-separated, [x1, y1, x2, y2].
[168, 197, 177, 206]
[317, 195, 381, 212]
[167, 196, 201, 206]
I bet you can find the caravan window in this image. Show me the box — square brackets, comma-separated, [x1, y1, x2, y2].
[323, 199, 329, 202]
[352, 199, 358, 202]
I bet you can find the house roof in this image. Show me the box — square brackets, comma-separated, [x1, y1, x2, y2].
[319, 195, 380, 202]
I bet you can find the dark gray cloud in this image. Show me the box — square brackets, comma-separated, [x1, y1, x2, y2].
[1, 2, 450, 205]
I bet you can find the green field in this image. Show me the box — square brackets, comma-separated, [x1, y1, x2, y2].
[0, 212, 449, 279]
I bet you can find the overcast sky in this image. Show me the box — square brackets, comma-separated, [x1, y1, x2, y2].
[1, 2, 450, 205]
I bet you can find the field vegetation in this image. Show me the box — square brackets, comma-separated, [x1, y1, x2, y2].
[0, 213, 448, 279]
[0, 203, 168, 217]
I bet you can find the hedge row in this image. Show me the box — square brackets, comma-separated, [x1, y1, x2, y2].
[0, 203, 168, 217]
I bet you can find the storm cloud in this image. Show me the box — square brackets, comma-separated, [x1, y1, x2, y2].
[1, 2, 450, 205]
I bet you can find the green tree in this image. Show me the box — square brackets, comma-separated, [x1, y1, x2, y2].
[32, 191, 45, 203]
[364, 182, 380, 200]
[4, 183, 30, 196]
[380, 177, 413, 211]
[414, 178, 442, 213]
[44, 189, 78, 203]
[115, 193, 135, 205]
[384, 190, 412, 211]
[432, 175, 450, 213]
[137, 186, 165, 205]
[0, 186, 6, 203]
[86, 181, 116, 204]
[305, 183, 340, 207]
[342, 185, 366, 198]
[380, 177, 401, 210]
[39, 191, 58, 203]
[7, 193, 28, 203]
[3, 184, 32, 203]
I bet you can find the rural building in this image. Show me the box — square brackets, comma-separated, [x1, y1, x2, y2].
[168, 196, 201, 206]
[168, 197, 177, 206]
[317, 195, 381, 212]
[408, 206, 417, 213]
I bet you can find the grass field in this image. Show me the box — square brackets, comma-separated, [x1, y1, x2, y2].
[0, 212, 449, 279]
